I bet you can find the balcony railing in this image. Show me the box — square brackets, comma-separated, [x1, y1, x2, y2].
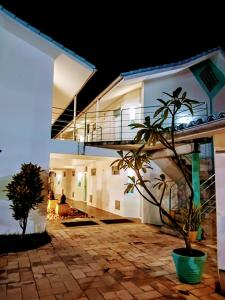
[80, 102, 208, 143]
[51, 102, 208, 143]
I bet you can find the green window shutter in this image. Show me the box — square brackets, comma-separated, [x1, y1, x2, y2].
[190, 59, 225, 98]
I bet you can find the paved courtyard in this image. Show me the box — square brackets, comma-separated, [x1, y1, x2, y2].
[0, 219, 224, 300]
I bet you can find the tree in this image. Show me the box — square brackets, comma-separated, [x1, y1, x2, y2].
[111, 87, 200, 254]
[6, 163, 44, 239]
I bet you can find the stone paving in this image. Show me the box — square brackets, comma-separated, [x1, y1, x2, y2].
[0, 220, 224, 300]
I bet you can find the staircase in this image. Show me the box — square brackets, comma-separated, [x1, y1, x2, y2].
[160, 143, 216, 240]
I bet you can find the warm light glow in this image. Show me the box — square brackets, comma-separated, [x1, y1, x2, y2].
[77, 172, 83, 181]
[57, 173, 62, 184]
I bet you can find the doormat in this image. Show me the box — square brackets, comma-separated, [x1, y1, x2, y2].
[100, 219, 133, 224]
[62, 220, 99, 227]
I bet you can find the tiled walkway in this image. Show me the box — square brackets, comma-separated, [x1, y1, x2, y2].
[0, 218, 224, 299]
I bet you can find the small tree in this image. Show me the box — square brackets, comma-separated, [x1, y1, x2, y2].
[6, 163, 44, 239]
[112, 87, 201, 255]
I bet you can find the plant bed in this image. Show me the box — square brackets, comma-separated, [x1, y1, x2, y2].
[47, 207, 90, 221]
[0, 231, 51, 254]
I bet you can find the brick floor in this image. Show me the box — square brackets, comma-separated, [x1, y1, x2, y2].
[0, 219, 224, 299]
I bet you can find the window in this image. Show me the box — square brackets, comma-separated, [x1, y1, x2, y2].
[191, 59, 225, 98]
[199, 66, 219, 92]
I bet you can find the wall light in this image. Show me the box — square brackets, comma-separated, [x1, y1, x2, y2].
[57, 173, 62, 184]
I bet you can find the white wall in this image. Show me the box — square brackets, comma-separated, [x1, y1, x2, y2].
[51, 158, 142, 219]
[142, 161, 172, 225]
[214, 132, 225, 292]
[0, 27, 53, 233]
[144, 69, 209, 125]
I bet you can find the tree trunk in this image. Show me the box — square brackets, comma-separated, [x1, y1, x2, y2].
[21, 218, 27, 240]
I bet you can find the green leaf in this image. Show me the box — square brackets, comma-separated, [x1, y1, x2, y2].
[163, 92, 173, 98]
[128, 176, 135, 183]
[163, 108, 169, 120]
[129, 123, 146, 129]
[142, 167, 147, 173]
[117, 150, 123, 158]
[154, 106, 164, 118]
[173, 87, 182, 98]
[144, 116, 151, 126]
[157, 98, 167, 106]
[160, 174, 166, 181]
[181, 91, 187, 100]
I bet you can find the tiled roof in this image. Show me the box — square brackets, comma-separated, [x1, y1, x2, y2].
[121, 47, 224, 78]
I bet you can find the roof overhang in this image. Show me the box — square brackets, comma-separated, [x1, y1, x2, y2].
[0, 8, 96, 123]
[78, 48, 223, 117]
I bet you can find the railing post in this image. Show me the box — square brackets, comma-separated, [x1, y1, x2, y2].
[84, 113, 87, 142]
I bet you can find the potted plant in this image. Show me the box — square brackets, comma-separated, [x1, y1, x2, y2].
[181, 205, 202, 242]
[111, 87, 207, 284]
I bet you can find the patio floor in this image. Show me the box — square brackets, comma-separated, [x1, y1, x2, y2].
[0, 215, 224, 300]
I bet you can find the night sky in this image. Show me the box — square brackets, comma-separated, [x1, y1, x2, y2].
[1, 1, 224, 115]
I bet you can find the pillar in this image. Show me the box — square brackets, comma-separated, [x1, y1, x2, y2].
[192, 143, 201, 239]
[214, 133, 225, 294]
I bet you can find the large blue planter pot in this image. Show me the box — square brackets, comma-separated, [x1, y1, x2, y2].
[172, 248, 207, 284]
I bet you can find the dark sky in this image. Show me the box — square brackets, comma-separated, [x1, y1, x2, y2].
[1, 1, 224, 115]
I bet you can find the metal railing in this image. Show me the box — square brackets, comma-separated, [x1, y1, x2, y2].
[82, 102, 207, 143]
[51, 102, 207, 144]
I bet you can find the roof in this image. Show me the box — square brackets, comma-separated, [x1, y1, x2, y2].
[121, 47, 224, 80]
[0, 5, 96, 70]
[76, 47, 224, 116]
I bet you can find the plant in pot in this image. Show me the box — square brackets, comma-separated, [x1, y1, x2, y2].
[111, 87, 207, 284]
[181, 205, 202, 242]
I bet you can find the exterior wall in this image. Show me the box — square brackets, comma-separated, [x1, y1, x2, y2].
[51, 158, 142, 219]
[214, 132, 225, 291]
[211, 53, 225, 113]
[0, 27, 53, 233]
[142, 161, 173, 225]
[144, 69, 210, 124]
[84, 89, 142, 142]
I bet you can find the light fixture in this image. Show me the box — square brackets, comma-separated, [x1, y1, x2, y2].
[57, 173, 62, 184]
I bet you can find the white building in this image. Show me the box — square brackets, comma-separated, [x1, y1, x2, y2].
[0, 6, 96, 233]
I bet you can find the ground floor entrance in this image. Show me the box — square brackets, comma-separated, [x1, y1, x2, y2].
[49, 153, 142, 221]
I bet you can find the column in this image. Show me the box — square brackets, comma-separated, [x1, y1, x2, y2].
[214, 133, 225, 294]
[192, 142, 201, 240]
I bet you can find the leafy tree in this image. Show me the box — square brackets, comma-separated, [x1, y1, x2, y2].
[112, 87, 200, 254]
[6, 163, 44, 239]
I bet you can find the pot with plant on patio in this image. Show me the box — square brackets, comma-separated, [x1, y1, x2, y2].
[111, 87, 207, 284]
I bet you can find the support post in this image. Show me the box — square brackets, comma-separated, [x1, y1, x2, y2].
[192, 142, 201, 240]
[214, 133, 225, 295]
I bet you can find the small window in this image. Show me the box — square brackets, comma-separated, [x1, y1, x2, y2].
[199, 66, 219, 92]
